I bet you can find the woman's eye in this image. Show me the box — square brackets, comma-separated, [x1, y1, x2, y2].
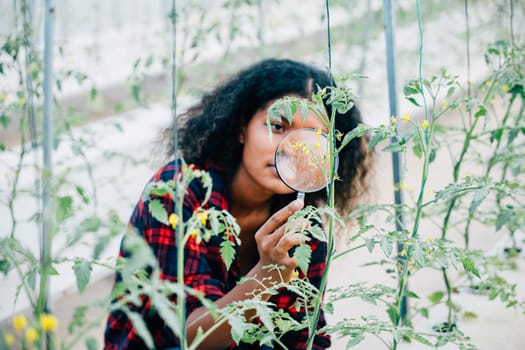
[271, 123, 284, 132]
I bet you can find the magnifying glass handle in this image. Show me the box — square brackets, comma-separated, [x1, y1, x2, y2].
[297, 192, 305, 200]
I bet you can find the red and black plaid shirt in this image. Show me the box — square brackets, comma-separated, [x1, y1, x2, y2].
[104, 161, 330, 349]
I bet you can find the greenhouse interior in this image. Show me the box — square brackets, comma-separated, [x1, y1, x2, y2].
[1, 0, 524, 349]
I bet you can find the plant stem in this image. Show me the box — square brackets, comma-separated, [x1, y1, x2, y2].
[175, 179, 187, 349]
[305, 108, 337, 350]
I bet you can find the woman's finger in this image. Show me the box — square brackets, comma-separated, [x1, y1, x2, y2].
[277, 233, 307, 255]
[255, 199, 303, 238]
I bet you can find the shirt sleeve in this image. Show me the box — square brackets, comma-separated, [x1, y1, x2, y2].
[105, 163, 228, 349]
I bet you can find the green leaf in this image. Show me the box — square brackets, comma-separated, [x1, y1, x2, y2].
[68, 305, 88, 334]
[419, 307, 429, 318]
[85, 337, 98, 350]
[293, 244, 312, 275]
[407, 96, 421, 107]
[126, 311, 154, 349]
[75, 185, 90, 204]
[345, 333, 364, 348]
[474, 105, 487, 118]
[508, 128, 519, 144]
[73, 260, 92, 292]
[255, 304, 274, 332]
[490, 128, 504, 143]
[57, 195, 74, 224]
[365, 237, 375, 252]
[151, 293, 181, 339]
[299, 99, 309, 120]
[131, 83, 141, 103]
[495, 210, 513, 231]
[411, 333, 433, 346]
[308, 225, 326, 242]
[404, 290, 419, 299]
[220, 238, 236, 270]
[386, 305, 398, 324]
[412, 143, 423, 159]
[89, 87, 97, 101]
[228, 315, 249, 344]
[148, 199, 169, 225]
[428, 290, 444, 304]
[283, 100, 295, 123]
[368, 131, 387, 151]
[338, 124, 372, 151]
[382, 142, 406, 153]
[461, 257, 480, 278]
[0, 114, 9, 129]
[468, 187, 489, 215]
[379, 238, 392, 257]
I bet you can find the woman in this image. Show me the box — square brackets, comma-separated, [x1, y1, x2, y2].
[105, 58, 370, 349]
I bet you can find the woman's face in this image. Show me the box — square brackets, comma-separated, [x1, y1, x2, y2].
[238, 98, 328, 197]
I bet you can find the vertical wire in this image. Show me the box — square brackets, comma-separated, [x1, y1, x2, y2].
[171, 0, 178, 159]
[509, 0, 515, 46]
[464, 0, 472, 110]
[325, 0, 333, 86]
[415, 0, 428, 124]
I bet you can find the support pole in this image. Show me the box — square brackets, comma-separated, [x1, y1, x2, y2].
[382, 0, 407, 319]
[38, 0, 55, 318]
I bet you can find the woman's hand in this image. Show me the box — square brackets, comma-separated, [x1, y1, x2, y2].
[254, 198, 306, 283]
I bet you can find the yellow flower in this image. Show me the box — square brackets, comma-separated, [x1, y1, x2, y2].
[189, 229, 202, 244]
[399, 182, 407, 191]
[189, 229, 198, 238]
[315, 129, 322, 137]
[302, 145, 310, 155]
[428, 237, 435, 243]
[399, 248, 407, 256]
[18, 97, 26, 106]
[40, 314, 58, 332]
[4, 333, 14, 346]
[335, 130, 343, 141]
[314, 141, 320, 150]
[292, 269, 300, 279]
[502, 84, 510, 93]
[390, 116, 397, 124]
[441, 100, 447, 109]
[25, 328, 38, 344]
[422, 120, 429, 130]
[196, 211, 208, 226]
[402, 112, 410, 123]
[168, 213, 179, 229]
[293, 141, 303, 151]
[406, 240, 413, 246]
[13, 315, 27, 333]
[485, 79, 492, 86]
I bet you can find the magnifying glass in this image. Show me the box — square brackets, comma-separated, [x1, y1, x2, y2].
[274, 128, 336, 200]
